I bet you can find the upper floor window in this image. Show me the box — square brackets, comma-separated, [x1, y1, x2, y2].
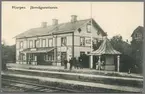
[93, 38, 98, 44]
[42, 39, 46, 47]
[29, 40, 33, 48]
[135, 33, 142, 38]
[35, 40, 40, 48]
[61, 37, 67, 46]
[48, 38, 53, 47]
[86, 23, 91, 33]
[19, 41, 23, 49]
[80, 37, 85, 46]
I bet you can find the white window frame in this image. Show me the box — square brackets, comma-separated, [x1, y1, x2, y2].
[19, 41, 23, 49]
[42, 39, 46, 47]
[29, 40, 33, 48]
[61, 37, 67, 46]
[86, 23, 91, 33]
[48, 38, 53, 47]
[80, 37, 85, 46]
[35, 40, 40, 48]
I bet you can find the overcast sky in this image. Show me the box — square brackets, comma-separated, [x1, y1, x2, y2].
[2, 1, 144, 45]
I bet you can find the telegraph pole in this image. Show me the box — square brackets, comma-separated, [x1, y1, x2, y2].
[90, 3, 93, 69]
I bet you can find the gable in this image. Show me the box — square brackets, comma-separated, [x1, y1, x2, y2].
[131, 26, 144, 37]
[74, 19, 106, 38]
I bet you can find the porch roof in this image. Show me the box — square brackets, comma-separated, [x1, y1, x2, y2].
[89, 38, 121, 55]
[21, 47, 54, 54]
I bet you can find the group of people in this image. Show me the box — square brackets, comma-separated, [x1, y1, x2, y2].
[96, 61, 105, 70]
[63, 57, 83, 70]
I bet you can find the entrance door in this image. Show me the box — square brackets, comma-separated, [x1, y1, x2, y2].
[37, 53, 44, 65]
[61, 52, 67, 66]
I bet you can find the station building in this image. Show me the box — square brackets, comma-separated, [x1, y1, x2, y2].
[15, 15, 107, 66]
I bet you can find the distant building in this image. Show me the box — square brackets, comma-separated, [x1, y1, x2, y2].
[15, 15, 107, 66]
[131, 26, 144, 73]
[131, 26, 144, 41]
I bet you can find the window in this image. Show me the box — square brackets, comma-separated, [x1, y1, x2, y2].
[93, 38, 98, 44]
[97, 29, 100, 35]
[18, 52, 24, 60]
[61, 37, 67, 46]
[19, 41, 23, 49]
[80, 37, 85, 46]
[35, 40, 40, 48]
[135, 33, 142, 38]
[29, 54, 35, 61]
[87, 52, 90, 54]
[44, 54, 54, 61]
[48, 39, 53, 47]
[29, 40, 33, 48]
[42, 39, 46, 47]
[80, 52, 85, 56]
[86, 23, 91, 33]
[44, 54, 48, 60]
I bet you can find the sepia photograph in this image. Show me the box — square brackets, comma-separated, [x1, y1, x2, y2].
[1, 1, 144, 93]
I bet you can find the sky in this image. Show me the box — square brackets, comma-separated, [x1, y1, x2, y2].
[2, 1, 144, 45]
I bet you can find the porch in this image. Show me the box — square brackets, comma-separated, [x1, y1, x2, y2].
[17, 47, 55, 65]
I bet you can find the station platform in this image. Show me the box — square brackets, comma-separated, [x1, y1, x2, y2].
[6, 63, 143, 78]
[2, 72, 143, 93]
[2, 63, 143, 93]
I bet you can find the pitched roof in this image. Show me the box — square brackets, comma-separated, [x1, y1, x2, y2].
[90, 38, 121, 55]
[15, 18, 106, 39]
[131, 26, 144, 37]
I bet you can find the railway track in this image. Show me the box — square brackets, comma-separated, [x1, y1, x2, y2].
[2, 78, 82, 92]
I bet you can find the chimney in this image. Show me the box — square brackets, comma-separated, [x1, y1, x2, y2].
[41, 22, 47, 28]
[71, 15, 77, 22]
[52, 19, 58, 25]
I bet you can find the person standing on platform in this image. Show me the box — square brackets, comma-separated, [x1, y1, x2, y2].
[64, 59, 68, 69]
[69, 57, 73, 70]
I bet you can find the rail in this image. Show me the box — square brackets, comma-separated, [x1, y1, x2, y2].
[2, 78, 82, 92]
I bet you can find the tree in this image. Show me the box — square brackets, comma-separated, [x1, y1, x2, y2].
[110, 35, 135, 73]
[110, 35, 132, 56]
[130, 39, 143, 74]
[2, 40, 16, 65]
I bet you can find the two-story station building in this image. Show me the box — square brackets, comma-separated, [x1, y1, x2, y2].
[15, 15, 107, 66]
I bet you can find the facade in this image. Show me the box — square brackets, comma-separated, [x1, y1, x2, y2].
[15, 15, 107, 66]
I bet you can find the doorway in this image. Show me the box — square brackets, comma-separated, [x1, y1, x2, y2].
[37, 53, 45, 65]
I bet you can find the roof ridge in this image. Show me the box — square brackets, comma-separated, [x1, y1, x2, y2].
[45, 18, 91, 28]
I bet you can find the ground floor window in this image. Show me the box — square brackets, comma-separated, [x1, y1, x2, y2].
[44, 53, 54, 61]
[18, 52, 25, 61]
[80, 51, 85, 56]
[87, 52, 90, 54]
[28, 54, 35, 61]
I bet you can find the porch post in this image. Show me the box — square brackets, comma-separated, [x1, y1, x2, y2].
[72, 32, 74, 60]
[98, 55, 101, 70]
[117, 55, 120, 72]
[35, 55, 37, 65]
[90, 55, 93, 69]
[54, 35, 57, 65]
[26, 53, 28, 64]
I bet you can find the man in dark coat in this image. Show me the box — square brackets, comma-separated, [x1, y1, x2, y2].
[64, 59, 68, 69]
[69, 58, 73, 70]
